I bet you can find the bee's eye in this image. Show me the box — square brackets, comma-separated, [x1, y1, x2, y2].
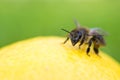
[76, 31, 81, 35]
[73, 31, 82, 40]
[97, 36, 103, 40]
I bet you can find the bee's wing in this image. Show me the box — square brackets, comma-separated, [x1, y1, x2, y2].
[89, 28, 108, 36]
[74, 19, 81, 28]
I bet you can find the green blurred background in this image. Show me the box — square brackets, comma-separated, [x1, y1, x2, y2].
[0, 0, 120, 62]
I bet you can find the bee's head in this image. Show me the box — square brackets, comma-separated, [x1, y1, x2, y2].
[70, 30, 82, 46]
[61, 28, 82, 46]
[94, 35, 106, 46]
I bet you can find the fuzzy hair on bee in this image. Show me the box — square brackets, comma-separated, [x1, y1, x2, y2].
[86, 28, 106, 55]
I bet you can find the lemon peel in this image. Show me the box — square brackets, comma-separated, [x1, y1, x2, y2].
[0, 36, 119, 80]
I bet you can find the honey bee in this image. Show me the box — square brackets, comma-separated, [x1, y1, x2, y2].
[61, 20, 89, 48]
[62, 21, 107, 56]
[86, 28, 106, 55]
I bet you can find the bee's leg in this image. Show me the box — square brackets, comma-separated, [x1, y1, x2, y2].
[93, 47, 99, 55]
[79, 39, 84, 49]
[79, 36, 85, 48]
[63, 37, 69, 44]
[86, 38, 92, 56]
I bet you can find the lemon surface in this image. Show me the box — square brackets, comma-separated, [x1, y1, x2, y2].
[0, 36, 120, 80]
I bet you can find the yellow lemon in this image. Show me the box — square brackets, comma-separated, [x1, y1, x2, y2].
[0, 36, 120, 80]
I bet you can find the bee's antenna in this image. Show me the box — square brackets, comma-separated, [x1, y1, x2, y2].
[61, 28, 72, 35]
[61, 29, 70, 33]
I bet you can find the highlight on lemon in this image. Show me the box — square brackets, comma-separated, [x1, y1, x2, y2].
[0, 36, 120, 80]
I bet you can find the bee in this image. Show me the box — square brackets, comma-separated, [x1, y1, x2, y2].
[61, 20, 89, 48]
[62, 21, 107, 56]
[86, 28, 106, 55]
